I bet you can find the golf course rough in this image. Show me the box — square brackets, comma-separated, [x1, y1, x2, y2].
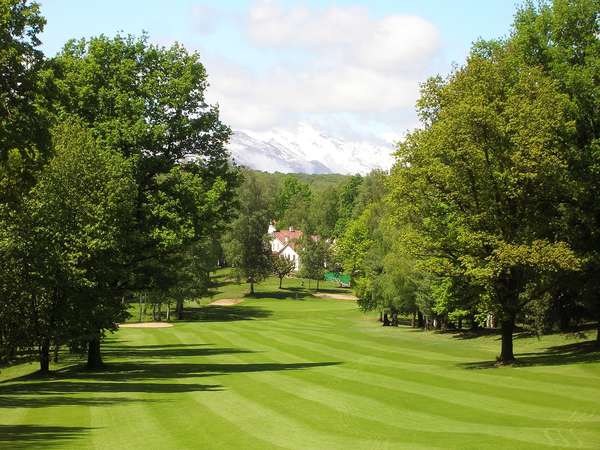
[1, 279, 599, 449]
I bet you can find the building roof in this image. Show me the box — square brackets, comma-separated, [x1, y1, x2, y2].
[273, 230, 304, 250]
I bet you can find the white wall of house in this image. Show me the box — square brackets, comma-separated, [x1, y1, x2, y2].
[279, 245, 300, 271]
[271, 238, 286, 253]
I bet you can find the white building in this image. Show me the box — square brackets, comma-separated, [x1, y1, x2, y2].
[269, 225, 304, 271]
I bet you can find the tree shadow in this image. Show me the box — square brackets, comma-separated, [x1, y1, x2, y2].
[246, 290, 308, 300]
[102, 344, 252, 359]
[1, 339, 340, 409]
[448, 328, 501, 340]
[461, 340, 600, 369]
[0, 424, 93, 449]
[181, 305, 271, 322]
[313, 287, 352, 294]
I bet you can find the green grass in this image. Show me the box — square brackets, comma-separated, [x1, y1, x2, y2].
[1, 273, 599, 449]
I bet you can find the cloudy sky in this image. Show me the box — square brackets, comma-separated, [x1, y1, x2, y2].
[39, 0, 518, 145]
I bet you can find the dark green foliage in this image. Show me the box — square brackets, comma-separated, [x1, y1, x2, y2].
[224, 173, 273, 295]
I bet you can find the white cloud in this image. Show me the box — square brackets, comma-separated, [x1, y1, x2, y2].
[202, 0, 441, 142]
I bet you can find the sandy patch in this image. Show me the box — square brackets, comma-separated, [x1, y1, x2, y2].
[119, 322, 174, 328]
[209, 298, 244, 306]
[313, 292, 357, 301]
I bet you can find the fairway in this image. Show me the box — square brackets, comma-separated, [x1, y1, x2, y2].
[1, 279, 599, 450]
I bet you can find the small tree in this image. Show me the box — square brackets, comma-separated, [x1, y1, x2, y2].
[299, 237, 328, 291]
[272, 254, 295, 289]
[224, 173, 272, 296]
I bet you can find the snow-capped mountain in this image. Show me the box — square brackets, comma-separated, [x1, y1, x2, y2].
[227, 123, 395, 175]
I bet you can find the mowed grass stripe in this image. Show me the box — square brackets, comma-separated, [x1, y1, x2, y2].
[275, 325, 600, 409]
[228, 325, 600, 427]
[215, 325, 600, 436]
[200, 328, 586, 449]
[111, 328, 283, 450]
[182, 329, 452, 450]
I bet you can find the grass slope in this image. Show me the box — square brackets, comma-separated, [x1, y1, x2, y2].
[1, 274, 599, 449]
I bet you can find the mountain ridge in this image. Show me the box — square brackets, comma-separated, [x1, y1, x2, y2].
[227, 123, 395, 175]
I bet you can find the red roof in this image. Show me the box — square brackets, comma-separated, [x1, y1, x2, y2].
[274, 230, 304, 244]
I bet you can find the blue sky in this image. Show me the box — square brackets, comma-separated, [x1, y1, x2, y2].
[38, 0, 521, 143]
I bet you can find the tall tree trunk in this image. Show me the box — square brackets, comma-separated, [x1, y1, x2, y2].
[250, 281, 254, 296]
[411, 311, 416, 327]
[53, 340, 60, 363]
[177, 299, 184, 320]
[417, 311, 424, 328]
[87, 337, 103, 369]
[316, 279, 320, 291]
[39, 337, 50, 373]
[279, 277, 282, 289]
[470, 312, 479, 331]
[500, 317, 515, 363]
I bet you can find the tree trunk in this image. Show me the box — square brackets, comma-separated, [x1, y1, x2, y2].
[177, 299, 184, 320]
[316, 279, 320, 291]
[470, 312, 479, 331]
[596, 322, 600, 348]
[379, 311, 383, 323]
[87, 337, 103, 369]
[499, 317, 515, 364]
[250, 281, 254, 296]
[53, 341, 60, 363]
[417, 311, 424, 328]
[383, 313, 390, 326]
[279, 277, 282, 289]
[457, 317, 462, 330]
[411, 311, 416, 327]
[39, 337, 50, 373]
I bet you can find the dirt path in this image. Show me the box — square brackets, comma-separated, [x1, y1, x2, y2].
[209, 298, 244, 306]
[313, 292, 357, 301]
[119, 322, 174, 328]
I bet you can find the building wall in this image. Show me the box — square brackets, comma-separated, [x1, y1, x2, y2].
[271, 238, 285, 253]
[279, 246, 300, 271]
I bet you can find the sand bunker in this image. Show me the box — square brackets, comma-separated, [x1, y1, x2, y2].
[313, 292, 357, 301]
[209, 298, 244, 306]
[119, 322, 174, 328]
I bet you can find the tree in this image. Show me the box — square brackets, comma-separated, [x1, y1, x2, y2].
[510, 0, 600, 346]
[389, 41, 581, 363]
[309, 187, 339, 238]
[298, 236, 328, 291]
[0, 0, 48, 166]
[335, 218, 373, 281]
[224, 173, 272, 295]
[334, 175, 362, 236]
[275, 176, 311, 218]
[272, 254, 296, 289]
[48, 34, 238, 360]
[24, 120, 136, 370]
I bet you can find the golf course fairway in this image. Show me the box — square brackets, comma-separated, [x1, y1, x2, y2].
[1, 278, 599, 449]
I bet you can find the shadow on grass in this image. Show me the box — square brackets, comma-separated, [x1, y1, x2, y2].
[246, 289, 309, 300]
[1, 340, 340, 412]
[0, 424, 93, 449]
[181, 305, 271, 322]
[461, 340, 600, 369]
[102, 344, 251, 359]
[313, 287, 353, 294]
